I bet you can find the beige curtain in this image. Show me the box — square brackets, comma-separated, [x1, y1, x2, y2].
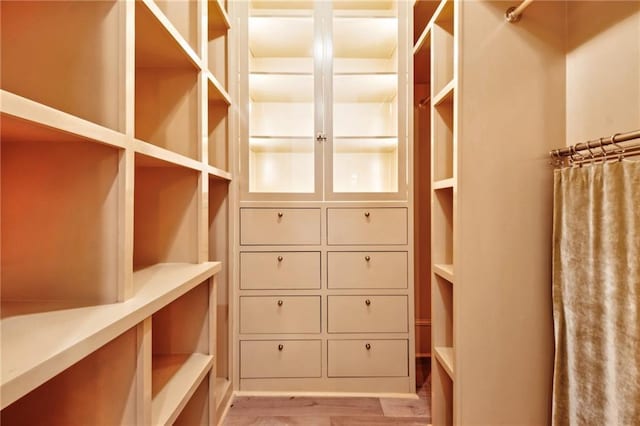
[552, 160, 640, 425]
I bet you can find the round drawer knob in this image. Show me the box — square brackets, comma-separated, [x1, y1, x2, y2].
[278, 344, 284, 351]
[364, 211, 370, 218]
[365, 255, 371, 262]
[277, 300, 284, 306]
[277, 212, 284, 218]
[277, 256, 283, 262]
[365, 343, 371, 350]
[365, 299, 371, 306]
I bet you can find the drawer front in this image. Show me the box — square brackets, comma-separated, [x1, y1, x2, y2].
[328, 295, 408, 333]
[327, 208, 407, 245]
[241, 340, 322, 378]
[328, 339, 408, 377]
[241, 252, 321, 290]
[240, 296, 320, 334]
[328, 251, 407, 289]
[241, 208, 321, 245]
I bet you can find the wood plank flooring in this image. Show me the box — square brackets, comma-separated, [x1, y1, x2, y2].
[223, 362, 431, 425]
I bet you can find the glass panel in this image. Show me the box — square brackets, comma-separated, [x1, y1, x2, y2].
[332, 2, 398, 193]
[248, 4, 315, 193]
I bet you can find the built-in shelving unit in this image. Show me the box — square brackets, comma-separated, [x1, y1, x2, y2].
[1, 0, 235, 423]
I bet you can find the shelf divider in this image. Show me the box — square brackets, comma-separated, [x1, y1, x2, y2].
[152, 353, 214, 426]
[433, 177, 455, 190]
[433, 79, 455, 106]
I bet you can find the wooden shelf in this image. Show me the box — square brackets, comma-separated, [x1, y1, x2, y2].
[249, 16, 314, 60]
[134, 139, 204, 172]
[152, 353, 214, 426]
[206, 164, 233, 181]
[0, 91, 128, 150]
[334, 137, 398, 153]
[208, 71, 232, 105]
[434, 264, 454, 283]
[154, 0, 199, 55]
[250, 73, 314, 102]
[433, 79, 455, 106]
[433, 178, 455, 190]
[209, 0, 231, 30]
[1, 262, 221, 408]
[434, 346, 454, 380]
[413, 25, 431, 56]
[0, 1, 125, 132]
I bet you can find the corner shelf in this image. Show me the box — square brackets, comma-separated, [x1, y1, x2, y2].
[1, 262, 221, 409]
[434, 346, 454, 380]
[152, 354, 214, 426]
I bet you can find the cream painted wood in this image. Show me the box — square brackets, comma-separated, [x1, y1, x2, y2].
[327, 252, 408, 289]
[240, 340, 322, 379]
[327, 340, 408, 378]
[433, 346, 454, 380]
[240, 296, 321, 334]
[327, 208, 408, 245]
[151, 353, 214, 426]
[238, 377, 412, 394]
[241, 252, 321, 290]
[327, 295, 408, 333]
[240, 208, 321, 245]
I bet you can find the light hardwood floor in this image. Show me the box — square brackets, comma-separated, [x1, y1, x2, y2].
[223, 362, 432, 425]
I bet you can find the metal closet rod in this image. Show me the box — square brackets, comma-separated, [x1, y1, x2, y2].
[550, 129, 640, 158]
[505, 0, 535, 23]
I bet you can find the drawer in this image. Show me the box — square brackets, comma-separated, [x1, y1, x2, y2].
[328, 339, 408, 377]
[328, 295, 408, 333]
[328, 251, 407, 289]
[240, 340, 322, 378]
[327, 208, 407, 245]
[241, 208, 321, 245]
[240, 296, 320, 334]
[241, 252, 320, 290]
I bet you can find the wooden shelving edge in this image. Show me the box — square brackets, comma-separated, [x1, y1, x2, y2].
[433, 79, 455, 106]
[434, 346, 454, 380]
[152, 353, 214, 425]
[208, 71, 232, 105]
[208, 0, 231, 30]
[433, 263, 454, 282]
[1, 262, 221, 409]
[433, 177, 455, 190]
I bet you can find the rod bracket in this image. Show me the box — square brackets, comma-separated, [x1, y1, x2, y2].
[505, 6, 522, 23]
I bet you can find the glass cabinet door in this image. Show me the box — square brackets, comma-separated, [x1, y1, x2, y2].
[247, 0, 320, 195]
[328, 0, 403, 197]
[243, 0, 406, 199]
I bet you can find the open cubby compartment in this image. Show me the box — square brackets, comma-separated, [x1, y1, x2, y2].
[1, 116, 122, 308]
[432, 0, 454, 94]
[208, 87, 230, 170]
[173, 374, 211, 425]
[0, 1, 124, 132]
[1, 327, 142, 425]
[154, 0, 200, 55]
[249, 12, 314, 74]
[208, 14, 229, 90]
[333, 15, 397, 74]
[135, 0, 201, 161]
[432, 187, 453, 266]
[208, 178, 231, 400]
[249, 137, 316, 193]
[413, 0, 440, 45]
[152, 281, 214, 425]
[432, 352, 454, 426]
[433, 96, 454, 181]
[133, 155, 200, 269]
[332, 138, 399, 193]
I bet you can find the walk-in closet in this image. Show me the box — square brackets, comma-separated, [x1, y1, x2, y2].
[1, 0, 638, 425]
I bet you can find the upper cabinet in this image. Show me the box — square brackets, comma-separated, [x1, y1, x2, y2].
[240, 0, 407, 200]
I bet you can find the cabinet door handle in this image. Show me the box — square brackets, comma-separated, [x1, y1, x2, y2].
[278, 344, 284, 351]
[364, 211, 370, 218]
[365, 299, 371, 306]
[277, 212, 284, 218]
[277, 255, 284, 262]
[365, 255, 371, 262]
[365, 343, 371, 350]
[277, 300, 284, 306]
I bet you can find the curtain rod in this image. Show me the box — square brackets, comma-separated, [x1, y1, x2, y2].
[505, 0, 535, 23]
[550, 129, 640, 159]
